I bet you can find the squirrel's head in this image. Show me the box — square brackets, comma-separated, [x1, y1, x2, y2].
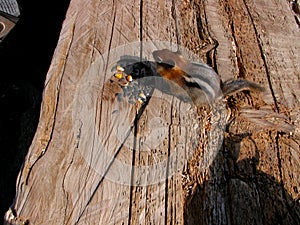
[152, 49, 188, 72]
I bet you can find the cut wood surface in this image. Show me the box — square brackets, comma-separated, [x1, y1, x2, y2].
[4, 0, 300, 224]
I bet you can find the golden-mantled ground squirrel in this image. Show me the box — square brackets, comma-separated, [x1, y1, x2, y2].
[113, 50, 295, 133]
[152, 49, 264, 106]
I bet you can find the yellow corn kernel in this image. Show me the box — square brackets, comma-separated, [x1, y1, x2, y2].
[114, 72, 123, 79]
[116, 65, 125, 72]
[126, 75, 133, 82]
[138, 93, 146, 100]
[137, 98, 144, 104]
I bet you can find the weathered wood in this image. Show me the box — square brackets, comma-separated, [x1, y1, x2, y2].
[4, 0, 300, 224]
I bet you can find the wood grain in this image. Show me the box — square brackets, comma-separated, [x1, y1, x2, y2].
[4, 0, 300, 224]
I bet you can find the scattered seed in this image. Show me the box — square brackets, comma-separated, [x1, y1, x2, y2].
[138, 93, 146, 101]
[137, 98, 144, 104]
[116, 65, 125, 72]
[114, 72, 123, 79]
[126, 75, 133, 82]
[112, 62, 154, 106]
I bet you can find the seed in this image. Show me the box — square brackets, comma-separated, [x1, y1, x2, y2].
[114, 72, 123, 79]
[126, 75, 133, 82]
[137, 98, 144, 104]
[138, 93, 146, 101]
[116, 65, 125, 72]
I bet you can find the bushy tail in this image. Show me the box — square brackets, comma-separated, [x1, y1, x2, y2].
[221, 79, 265, 96]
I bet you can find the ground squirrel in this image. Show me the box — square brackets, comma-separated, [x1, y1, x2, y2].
[152, 49, 264, 106]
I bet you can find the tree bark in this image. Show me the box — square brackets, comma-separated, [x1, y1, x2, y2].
[4, 0, 300, 224]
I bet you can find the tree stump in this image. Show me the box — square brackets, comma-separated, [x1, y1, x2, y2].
[4, 0, 300, 224]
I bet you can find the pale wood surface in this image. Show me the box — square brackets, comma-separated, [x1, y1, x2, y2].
[4, 0, 300, 224]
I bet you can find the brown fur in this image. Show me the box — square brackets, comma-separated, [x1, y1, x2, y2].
[152, 49, 264, 106]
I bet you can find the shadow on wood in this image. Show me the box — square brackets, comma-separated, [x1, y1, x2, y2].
[185, 133, 300, 225]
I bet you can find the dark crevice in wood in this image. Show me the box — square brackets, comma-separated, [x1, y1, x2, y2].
[128, 1, 144, 223]
[128, 103, 140, 224]
[70, 102, 145, 224]
[75, 120, 83, 149]
[294, 15, 300, 27]
[201, 1, 218, 70]
[25, 75, 60, 185]
[288, 0, 300, 27]
[91, 2, 103, 61]
[225, 4, 248, 80]
[193, 1, 205, 42]
[164, 99, 174, 225]
[139, 0, 143, 61]
[242, 0, 280, 112]
[193, 1, 218, 70]
[222, 0, 245, 79]
[69, 4, 119, 222]
[128, 114, 138, 225]
[78, 7, 119, 221]
[24, 21, 76, 186]
[171, 0, 181, 47]
[128, 89, 154, 224]
[66, 7, 116, 220]
[104, 2, 117, 75]
[230, 22, 245, 79]
[243, 2, 297, 217]
[291, 0, 300, 15]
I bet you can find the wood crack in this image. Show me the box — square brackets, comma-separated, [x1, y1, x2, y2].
[24, 22, 76, 185]
[62, 144, 77, 224]
[242, 0, 279, 112]
[193, 0, 218, 68]
[171, 0, 181, 47]
[164, 99, 174, 225]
